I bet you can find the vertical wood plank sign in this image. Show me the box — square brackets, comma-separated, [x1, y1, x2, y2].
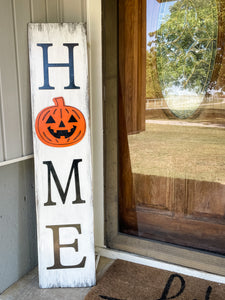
[28, 23, 96, 288]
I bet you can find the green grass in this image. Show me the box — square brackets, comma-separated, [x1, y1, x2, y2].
[128, 123, 225, 183]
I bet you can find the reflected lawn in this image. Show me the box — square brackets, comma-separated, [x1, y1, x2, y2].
[128, 122, 225, 183]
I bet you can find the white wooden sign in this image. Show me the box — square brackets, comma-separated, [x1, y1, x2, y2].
[28, 23, 96, 288]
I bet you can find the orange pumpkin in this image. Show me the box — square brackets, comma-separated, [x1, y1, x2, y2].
[35, 97, 86, 147]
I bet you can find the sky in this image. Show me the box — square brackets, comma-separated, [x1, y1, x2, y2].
[146, 0, 177, 49]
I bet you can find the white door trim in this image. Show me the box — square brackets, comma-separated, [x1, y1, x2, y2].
[96, 246, 225, 284]
[86, 0, 104, 248]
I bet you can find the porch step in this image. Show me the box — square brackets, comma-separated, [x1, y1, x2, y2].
[0, 257, 114, 300]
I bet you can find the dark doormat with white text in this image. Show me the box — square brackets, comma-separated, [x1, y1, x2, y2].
[85, 259, 225, 300]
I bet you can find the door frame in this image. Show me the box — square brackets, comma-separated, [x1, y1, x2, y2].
[103, 0, 225, 276]
[86, 0, 104, 247]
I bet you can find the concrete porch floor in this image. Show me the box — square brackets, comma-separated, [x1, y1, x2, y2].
[0, 257, 114, 300]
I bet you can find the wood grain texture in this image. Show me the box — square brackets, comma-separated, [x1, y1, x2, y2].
[104, 0, 225, 275]
[118, 0, 146, 135]
[120, 173, 225, 254]
[118, 0, 225, 255]
[29, 23, 95, 288]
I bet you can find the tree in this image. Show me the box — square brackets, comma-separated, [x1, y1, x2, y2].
[146, 0, 219, 99]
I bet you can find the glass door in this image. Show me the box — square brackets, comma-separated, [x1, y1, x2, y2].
[118, 0, 225, 254]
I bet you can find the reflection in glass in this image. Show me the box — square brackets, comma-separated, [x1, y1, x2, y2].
[148, 0, 218, 118]
[142, 0, 225, 183]
[119, 0, 225, 253]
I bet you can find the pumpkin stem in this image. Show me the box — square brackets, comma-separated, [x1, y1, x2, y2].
[53, 97, 65, 107]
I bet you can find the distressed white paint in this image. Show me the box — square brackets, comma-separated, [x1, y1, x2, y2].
[28, 23, 95, 288]
[0, 0, 87, 165]
[0, 0, 93, 294]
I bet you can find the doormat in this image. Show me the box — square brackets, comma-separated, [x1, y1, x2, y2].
[85, 259, 225, 300]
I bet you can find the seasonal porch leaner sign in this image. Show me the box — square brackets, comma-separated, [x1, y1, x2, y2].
[28, 23, 96, 288]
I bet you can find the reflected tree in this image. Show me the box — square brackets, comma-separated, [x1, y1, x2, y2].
[146, 0, 218, 98]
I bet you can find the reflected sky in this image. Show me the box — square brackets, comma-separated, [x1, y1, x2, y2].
[147, 0, 176, 49]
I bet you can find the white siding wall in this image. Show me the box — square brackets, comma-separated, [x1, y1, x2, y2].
[0, 0, 88, 293]
[0, 0, 87, 163]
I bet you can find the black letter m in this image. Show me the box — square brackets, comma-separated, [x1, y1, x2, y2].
[43, 159, 85, 206]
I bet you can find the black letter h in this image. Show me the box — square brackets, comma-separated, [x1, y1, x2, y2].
[37, 43, 80, 90]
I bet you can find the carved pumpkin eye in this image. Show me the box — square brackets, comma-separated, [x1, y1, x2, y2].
[68, 115, 77, 123]
[46, 116, 55, 124]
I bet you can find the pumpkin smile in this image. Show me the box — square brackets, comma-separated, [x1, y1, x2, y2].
[48, 125, 76, 139]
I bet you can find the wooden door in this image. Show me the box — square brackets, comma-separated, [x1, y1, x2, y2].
[119, 0, 225, 254]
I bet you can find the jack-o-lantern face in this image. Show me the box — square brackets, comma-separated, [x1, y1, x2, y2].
[35, 97, 86, 147]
